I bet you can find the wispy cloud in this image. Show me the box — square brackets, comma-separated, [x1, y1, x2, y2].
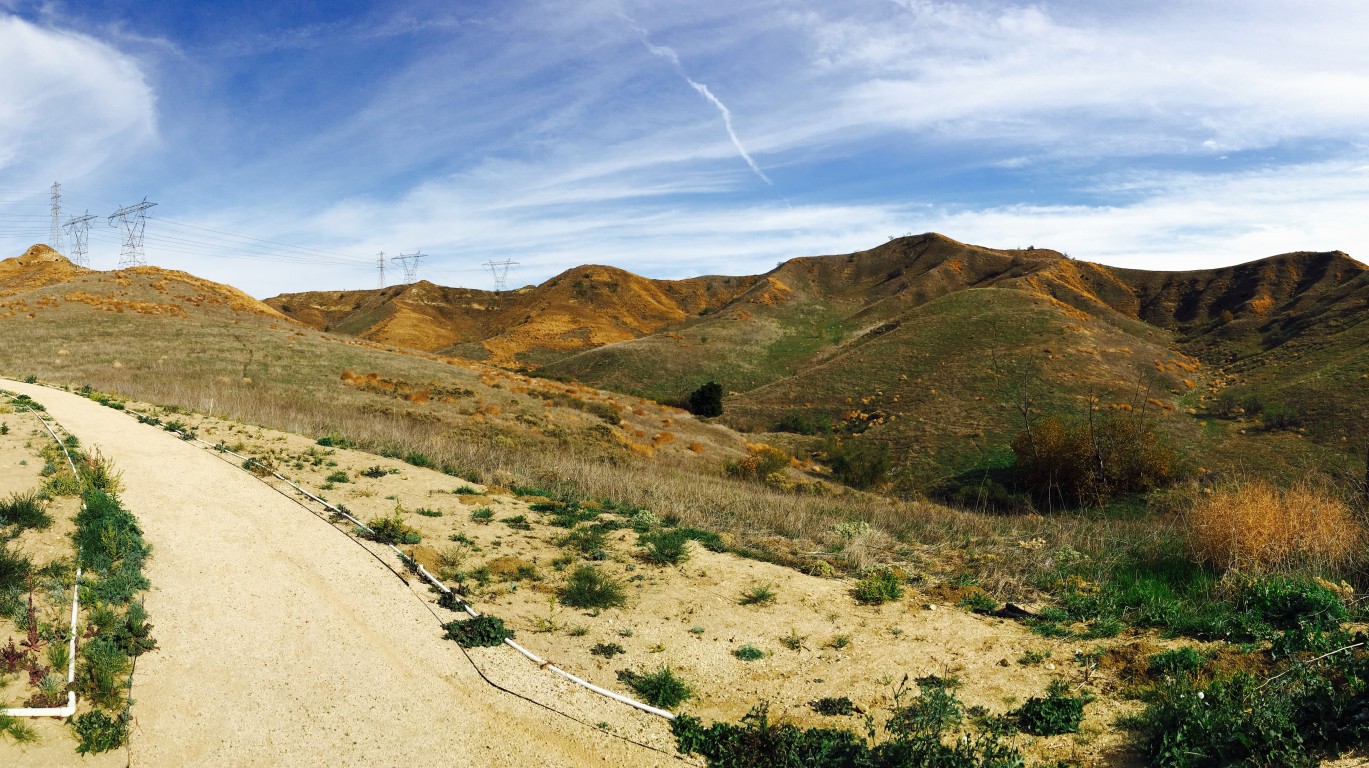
[621, 14, 773, 186]
[0, 15, 157, 185]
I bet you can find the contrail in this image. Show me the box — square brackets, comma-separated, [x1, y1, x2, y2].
[624, 17, 773, 186]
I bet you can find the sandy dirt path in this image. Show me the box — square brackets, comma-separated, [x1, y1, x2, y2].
[0, 380, 675, 768]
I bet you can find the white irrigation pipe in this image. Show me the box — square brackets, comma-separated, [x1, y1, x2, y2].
[175, 430, 677, 721]
[0, 393, 83, 718]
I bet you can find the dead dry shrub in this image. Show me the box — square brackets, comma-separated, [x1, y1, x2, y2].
[1186, 479, 1362, 573]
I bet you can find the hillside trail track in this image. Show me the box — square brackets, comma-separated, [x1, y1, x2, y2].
[0, 379, 673, 768]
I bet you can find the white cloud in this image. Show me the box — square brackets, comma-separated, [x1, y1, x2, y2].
[785, 1, 1369, 158]
[0, 15, 157, 184]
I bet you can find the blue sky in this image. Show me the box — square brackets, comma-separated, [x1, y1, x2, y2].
[2, 0, 1368, 297]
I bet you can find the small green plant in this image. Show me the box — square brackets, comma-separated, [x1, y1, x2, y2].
[0, 491, 51, 531]
[405, 452, 435, 468]
[779, 628, 807, 651]
[957, 592, 999, 615]
[1147, 647, 1207, 678]
[618, 666, 693, 709]
[733, 644, 766, 661]
[852, 567, 904, 605]
[591, 642, 626, 659]
[443, 615, 514, 647]
[639, 528, 691, 565]
[827, 634, 852, 650]
[1018, 649, 1051, 666]
[453, 485, 480, 495]
[560, 527, 608, 558]
[560, 566, 627, 609]
[360, 465, 390, 478]
[470, 507, 494, 524]
[72, 709, 129, 754]
[325, 470, 350, 484]
[415, 507, 443, 517]
[1013, 680, 1087, 735]
[809, 696, 861, 716]
[740, 584, 777, 606]
[500, 514, 532, 530]
[362, 511, 421, 545]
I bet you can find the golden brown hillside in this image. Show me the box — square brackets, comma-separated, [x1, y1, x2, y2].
[0, 244, 87, 297]
[267, 265, 757, 367]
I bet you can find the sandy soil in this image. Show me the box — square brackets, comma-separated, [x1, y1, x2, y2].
[0, 379, 675, 768]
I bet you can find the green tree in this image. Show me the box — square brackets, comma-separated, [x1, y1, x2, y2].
[687, 381, 724, 417]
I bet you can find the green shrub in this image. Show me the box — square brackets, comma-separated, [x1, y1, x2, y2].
[740, 585, 777, 606]
[1136, 640, 1369, 768]
[0, 492, 51, 531]
[590, 642, 625, 659]
[76, 636, 130, 709]
[852, 567, 904, 605]
[560, 565, 626, 609]
[825, 439, 890, 490]
[686, 382, 724, 417]
[316, 433, 351, 448]
[72, 710, 129, 754]
[809, 697, 860, 716]
[362, 511, 421, 545]
[1012, 680, 1086, 735]
[415, 507, 442, 517]
[640, 528, 691, 565]
[1148, 647, 1206, 678]
[360, 465, 390, 478]
[775, 410, 830, 436]
[74, 490, 150, 604]
[470, 507, 494, 523]
[618, 666, 693, 709]
[405, 452, 435, 468]
[325, 470, 350, 484]
[733, 645, 766, 661]
[500, 514, 532, 530]
[0, 544, 30, 593]
[442, 615, 513, 647]
[559, 527, 608, 557]
[957, 593, 999, 615]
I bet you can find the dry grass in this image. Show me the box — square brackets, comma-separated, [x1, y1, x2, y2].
[1186, 479, 1364, 573]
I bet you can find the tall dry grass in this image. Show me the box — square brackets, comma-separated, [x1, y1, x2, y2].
[1186, 479, 1364, 574]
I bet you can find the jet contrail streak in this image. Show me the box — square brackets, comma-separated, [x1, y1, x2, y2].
[627, 19, 773, 186]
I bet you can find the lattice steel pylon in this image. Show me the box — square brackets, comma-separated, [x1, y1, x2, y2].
[49, 182, 64, 254]
[376, 251, 386, 288]
[391, 251, 426, 283]
[107, 199, 157, 268]
[483, 259, 518, 292]
[63, 211, 97, 268]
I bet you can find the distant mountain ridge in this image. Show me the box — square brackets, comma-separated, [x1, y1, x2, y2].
[266, 233, 1369, 489]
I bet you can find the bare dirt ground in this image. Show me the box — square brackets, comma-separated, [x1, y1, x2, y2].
[0, 379, 675, 768]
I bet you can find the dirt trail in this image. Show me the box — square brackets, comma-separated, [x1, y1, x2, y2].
[0, 380, 673, 768]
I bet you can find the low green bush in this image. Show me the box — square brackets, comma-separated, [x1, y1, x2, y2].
[560, 565, 626, 609]
[0, 491, 51, 531]
[853, 567, 904, 605]
[1012, 680, 1087, 736]
[640, 528, 691, 565]
[618, 666, 693, 709]
[72, 710, 129, 754]
[442, 615, 513, 647]
[362, 511, 421, 545]
[733, 645, 766, 661]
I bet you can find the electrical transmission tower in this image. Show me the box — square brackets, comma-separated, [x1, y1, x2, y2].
[376, 251, 386, 288]
[391, 251, 426, 283]
[49, 182, 64, 254]
[63, 211, 97, 267]
[108, 199, 157, 268]
[483, 259, 518, 292]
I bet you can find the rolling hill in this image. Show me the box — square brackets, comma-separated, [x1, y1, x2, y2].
[269, 233, 1369, 494]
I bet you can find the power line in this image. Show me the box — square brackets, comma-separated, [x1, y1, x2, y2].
[49, 182, 63, 254]
[63, 212, 97, 267]
[108, 199, 157, 268]
[391, 251, 426, 283]
[483, 259, 518, 292]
